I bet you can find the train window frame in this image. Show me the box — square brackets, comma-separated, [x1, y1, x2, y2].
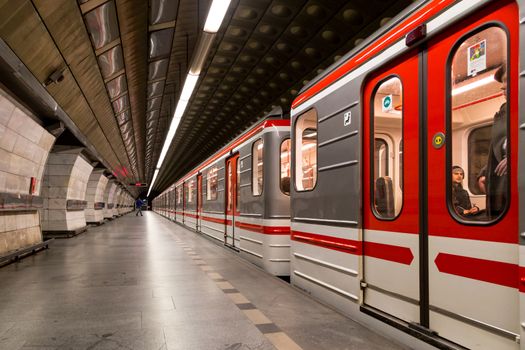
[293, 108, 319, 193]
[207, 166, 219, 201]
[252, 139, 264, 197]
[445, 22, 510, 226]
[186, 179, 195, 204]
[280, 138, 291, 196]
[369, 74, 404, 221]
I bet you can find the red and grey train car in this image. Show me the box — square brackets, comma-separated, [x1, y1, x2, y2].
[154, 0, 524, 348]
[154, 109, 291, 276]
[289, 0, 524, 349]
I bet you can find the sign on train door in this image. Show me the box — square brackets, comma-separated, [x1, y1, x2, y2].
[362, 50, 421, 325]
[225, 154, 239, 247]
[362, 2, 520, 349]
[425, 2, 519, 349]
[197, 174, 202, 232]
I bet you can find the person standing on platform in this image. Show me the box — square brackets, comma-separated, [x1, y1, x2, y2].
[135, 198, 144, 216]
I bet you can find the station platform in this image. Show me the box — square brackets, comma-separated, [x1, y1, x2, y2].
[0, 212, 408, 350]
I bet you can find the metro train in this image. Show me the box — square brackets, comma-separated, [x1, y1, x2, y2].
[154, 109, 291, 276]
[154, 0, 524, 349]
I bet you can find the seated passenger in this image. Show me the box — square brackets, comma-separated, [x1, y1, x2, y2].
[452, 165, 479, 216]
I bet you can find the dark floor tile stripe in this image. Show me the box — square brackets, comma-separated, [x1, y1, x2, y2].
[236, 303, 257, 310]
[222, 288, 239, 294]
[256, 323, 281, 334]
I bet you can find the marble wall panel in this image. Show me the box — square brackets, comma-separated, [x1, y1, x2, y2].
[0, 88, 55, 255]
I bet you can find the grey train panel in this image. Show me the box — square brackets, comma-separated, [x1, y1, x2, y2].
[292, 79, 363, 225]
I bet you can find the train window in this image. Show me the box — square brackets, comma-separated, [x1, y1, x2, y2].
[371, 77, 403, 219]
[449, 26, 508, 222]
[252, 139, 263, 196]
[177, 186, 182, 205]
[227, 163, 232, 211]
[237, 159, 241, 208]
[280, 139, 291, 195]
[374, 138, 389, 179]
[187, 179, 195, 204]
[295, 109, 317, 191]
[207, 167, 218, 201]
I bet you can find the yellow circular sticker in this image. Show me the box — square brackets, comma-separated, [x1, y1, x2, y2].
[432, 132, 445, 149]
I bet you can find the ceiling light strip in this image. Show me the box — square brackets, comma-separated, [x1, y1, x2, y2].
[147, 0, 232, 195]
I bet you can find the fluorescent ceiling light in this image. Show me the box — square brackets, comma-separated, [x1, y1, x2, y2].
[180, 74, 200, 101]
[148, 0, 232, 198]
[452, 76, 494, 96]
[204, 0, 232, 33]
[147, 169, 160, 196]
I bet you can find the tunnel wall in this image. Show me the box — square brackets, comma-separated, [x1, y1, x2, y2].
[0, 89, 55, 255]
[103, 181, 117, 219]
[41, 148, 94, 234]
[85, 169, 108, 224]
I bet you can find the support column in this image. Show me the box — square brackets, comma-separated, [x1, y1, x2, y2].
[103, 181, 117, 219]
[118, 190, 129, 215]
[0, 90, 55, 256]
[113, 187, 122, 217]
[85, 170, 108, 225]
[41, 148, 94, 238]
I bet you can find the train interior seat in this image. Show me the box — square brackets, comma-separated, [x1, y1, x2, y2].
[374, 176, 394, 218]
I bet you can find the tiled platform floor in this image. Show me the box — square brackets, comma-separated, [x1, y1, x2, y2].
[0, 212, 409, 350]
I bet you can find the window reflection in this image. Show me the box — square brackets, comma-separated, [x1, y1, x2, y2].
[295, 109, 317, 191]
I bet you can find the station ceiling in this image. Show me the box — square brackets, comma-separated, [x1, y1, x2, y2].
[0, 0, 415, 197]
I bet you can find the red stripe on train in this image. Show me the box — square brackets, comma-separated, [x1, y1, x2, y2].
[291, 231, 413, 265]
[235, 221, 290, 235]
[202, 215, 227, 225]
[435, 253, 518, 289]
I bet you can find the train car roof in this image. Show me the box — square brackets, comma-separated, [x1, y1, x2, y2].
[173, 106, 290, 188]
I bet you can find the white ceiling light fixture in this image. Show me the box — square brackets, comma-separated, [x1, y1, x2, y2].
[204, 0, 232, 33]
[452, 76, 494, 96]
[147, 0, 232, 196]
[147, 169, 160, 197]
[180, 73, 200, 101]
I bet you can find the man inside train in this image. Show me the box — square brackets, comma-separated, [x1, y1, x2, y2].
[452, 165, 479, 217]
[477, 64, 507, 218]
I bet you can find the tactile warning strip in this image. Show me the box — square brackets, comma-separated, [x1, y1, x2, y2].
[177, 240, 303, 350]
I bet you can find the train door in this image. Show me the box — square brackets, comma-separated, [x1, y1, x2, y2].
[362, 51, 421, 325]
[197, 174, 202, 232]
[425, 2, 519, 349]
[225, 154, 239, 247]
[182, 182, 186, 224]
[362, 2, 520, 349]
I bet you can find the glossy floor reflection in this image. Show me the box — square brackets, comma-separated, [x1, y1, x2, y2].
[0, 212, 407, 350]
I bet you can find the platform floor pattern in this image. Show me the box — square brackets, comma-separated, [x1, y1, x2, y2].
[0, 212, 408, 350]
